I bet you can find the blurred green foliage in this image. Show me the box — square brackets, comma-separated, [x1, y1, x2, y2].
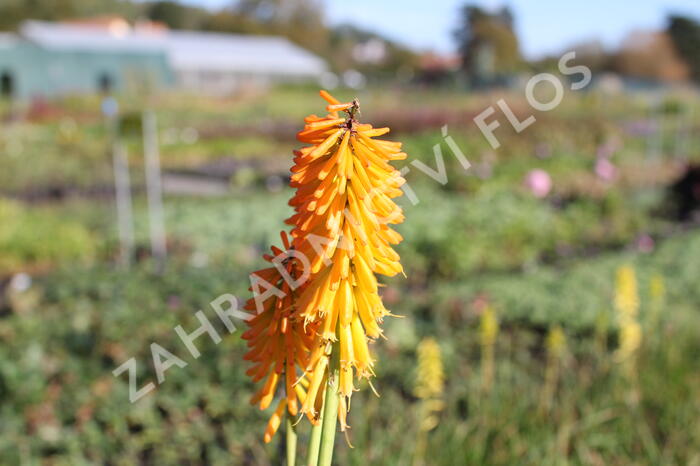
[0, 199, 95, 275]
[1, 86, 699, 464]
[0, 236, 698, 464]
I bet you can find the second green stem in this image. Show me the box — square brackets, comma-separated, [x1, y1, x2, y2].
[317, 344, 340, 466]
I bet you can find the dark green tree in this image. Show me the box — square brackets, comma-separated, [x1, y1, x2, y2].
[233, 0, 328, 55]
[667, 14, 700, 82]
[146, 1, 206, 30]
[0, 0, 139, 30]
[453, 4, 521, 84]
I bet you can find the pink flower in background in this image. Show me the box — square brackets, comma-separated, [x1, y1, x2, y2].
[636, 234, 655, 253]
[596, 137, 622, 159]
[595, 157, 617, 182]
[524, 169, 552, 198]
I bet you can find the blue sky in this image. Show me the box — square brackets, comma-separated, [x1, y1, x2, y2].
[184, 0, 700, 58]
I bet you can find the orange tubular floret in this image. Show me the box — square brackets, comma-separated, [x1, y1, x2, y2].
[319, 89, 341, 105]
[327, 102, 354, 112]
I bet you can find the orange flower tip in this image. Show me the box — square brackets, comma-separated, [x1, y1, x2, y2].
[327, 103, 353, 112]
[362, 126, 389, 136]
[319, 89, 340, 105]
[260, 396, 274, 410]
[309, 117, 345, 128]
[263, 433, 273, 444]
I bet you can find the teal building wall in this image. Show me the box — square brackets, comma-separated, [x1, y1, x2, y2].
[0, 39, 173, 98]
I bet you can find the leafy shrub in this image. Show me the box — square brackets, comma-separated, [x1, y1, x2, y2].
[0, 199, 95, 275]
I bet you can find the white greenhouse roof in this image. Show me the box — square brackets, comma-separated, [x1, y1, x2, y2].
[19, 20, 327, 76]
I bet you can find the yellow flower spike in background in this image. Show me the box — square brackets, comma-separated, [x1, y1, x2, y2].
[413, 337, 445, 466]
[244, 91, 408, 465]
[479, 306, 499, 392]
[614, 265, 639, 320]
[479, 306, 499, 347]
[613, 266, 642, 388]
[546, 325, 567, 360]
[414, 337, 445, 402]
[649, 274, 665, 303]
[616, 319, 642, 363]
[540, 325, 567, 414]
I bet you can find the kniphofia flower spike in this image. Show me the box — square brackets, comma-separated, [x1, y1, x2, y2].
[287, 90, 407, 429]
[244, 91, 407, 451]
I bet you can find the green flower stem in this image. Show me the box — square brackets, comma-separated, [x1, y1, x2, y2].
[286, 414, 298, 466]
[306, 393, 324, 466]
[318, 348, 340, 466]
